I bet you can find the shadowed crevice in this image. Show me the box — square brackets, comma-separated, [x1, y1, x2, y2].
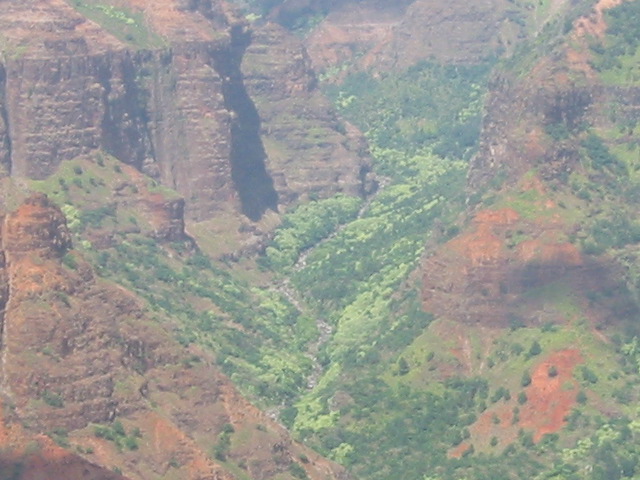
[0, 64, 12, 176]
[211, 26, 278, 221]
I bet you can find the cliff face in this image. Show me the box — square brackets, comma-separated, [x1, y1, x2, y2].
[302, 0, 526, 78]
[0, 193, 347, 480]
[243, 22, 373, 205]
[421, 202, 633, 328]
[0, 0, 370, 223]
[423, 0, 640, 329]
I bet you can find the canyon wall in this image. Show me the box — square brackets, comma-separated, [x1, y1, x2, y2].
[0, 0, 370, 223]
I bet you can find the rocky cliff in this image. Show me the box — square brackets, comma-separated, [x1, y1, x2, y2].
[0, 0, 370, 225]
[0, 193, 347, 480]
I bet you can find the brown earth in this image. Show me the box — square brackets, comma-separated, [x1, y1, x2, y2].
[0, 396, 126, 480]
[454, 0, 640, 330]
[420, 178, 606, 329]
[519, 349, 583, 442]
[303, 0, 528, 77]
[566, 0, 625, 77]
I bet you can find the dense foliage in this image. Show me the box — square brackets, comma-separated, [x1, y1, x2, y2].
[325, 62, 490, 160]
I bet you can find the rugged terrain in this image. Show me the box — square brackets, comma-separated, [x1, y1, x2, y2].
[0, 191, 349, 480]
[3, 0, 640, 479]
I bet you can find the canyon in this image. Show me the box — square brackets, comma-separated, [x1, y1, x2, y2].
[2, 0, 640, 479]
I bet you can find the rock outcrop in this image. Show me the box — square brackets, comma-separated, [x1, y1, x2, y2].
[421, 202, 631, 328]
[244, 22, 373, 205]
[424, 0, 640, 329]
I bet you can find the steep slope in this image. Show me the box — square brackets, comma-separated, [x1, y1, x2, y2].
[5, 0, 640, 480]
[0, 192, 347, 480]
[296, 0, 590, 79]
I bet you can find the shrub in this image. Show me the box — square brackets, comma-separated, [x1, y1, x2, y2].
[397, 357, 410, 376]
[581, 366, 599, 384]
[122, 436, 138, 451]
[528, 340, 542, 357]
[576, 391, 588, 404]
[518, 392, 528, 405]
[62, 253, 78, 270]
[289, 462, 309, 479]
[42, 390, 64, 408]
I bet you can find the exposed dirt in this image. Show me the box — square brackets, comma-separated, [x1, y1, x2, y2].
[449, 441, 473, 459]
[0, 400, 127, 480]
[574, 0, 624, 39]
[450, 348, 584, 457]
[448, 208, 520, 266]
[303, 0, 523, 76]
[519, 349, 583, 441]
[566, 0, 625, 77]
[422, 190, 588, 328]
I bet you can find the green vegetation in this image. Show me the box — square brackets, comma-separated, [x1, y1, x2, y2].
[262, 194, 362, 271]
[41, 390, 64, 408]
[325, 62, 491, 160]
[590, 0, 640, 84]
[93, 420, 140, 451]
[251, 56, 497, 480]
[48, 427, 70, 448]
[288, 462, 309, 480]
[213, 423, 235, 461]
[27, 1, 640, 478]
[67, 1, 165, 48]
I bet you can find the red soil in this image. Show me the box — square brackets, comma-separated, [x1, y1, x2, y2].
[448, 208, 520, 266]
[519, 349, 583, 441]
[449, 442, 473, 459]
[566, 0, 625, 76]
[453, 348, 584, 457]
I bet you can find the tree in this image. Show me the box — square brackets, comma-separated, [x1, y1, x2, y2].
[397, 357, 410, 376]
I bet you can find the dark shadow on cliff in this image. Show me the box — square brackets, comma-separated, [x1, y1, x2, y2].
[424, 252, 640, 332]
[211, 26, 279, 222]
[0, 63, 12, 175]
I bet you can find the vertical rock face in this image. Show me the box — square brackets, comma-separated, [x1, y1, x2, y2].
[145, 43, 240, 221]
[467, 71, 597, 192]
[211, 25, 279, 221]
[0, 0, 371, 223]
[243, 23, 373, 205]
[3, 193, 72, 259]
[302, 0, 523, 77]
